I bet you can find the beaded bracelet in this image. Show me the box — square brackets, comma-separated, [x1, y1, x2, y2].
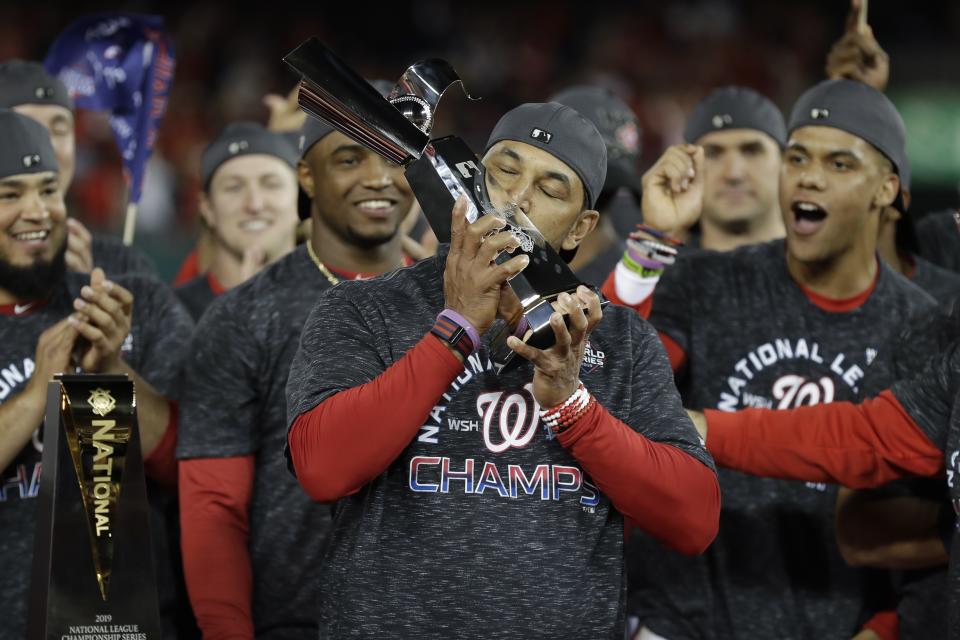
[539, 382, 596, 434]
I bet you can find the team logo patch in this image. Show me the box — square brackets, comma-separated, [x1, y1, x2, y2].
[34, 86, 55, 100]
[615, 121, 640, 155]
[227, 140, 249, 154]
[711, 113, 733, 129]
[580, 340, 606, 374]
[22, 154, 41, 168]
[530, 128, 553, 144]
[88, 388, 117, 417]
[810, 108, 830, 120]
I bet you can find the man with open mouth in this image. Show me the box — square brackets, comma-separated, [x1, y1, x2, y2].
[605, 79, 938, 640]
[174, 122, 300, 321]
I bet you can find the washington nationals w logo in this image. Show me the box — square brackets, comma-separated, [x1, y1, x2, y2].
[477, 383, 541, 453]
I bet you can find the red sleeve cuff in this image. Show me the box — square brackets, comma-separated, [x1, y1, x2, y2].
[143, 401, 178, 487]
[703, 408, 742, 469]
[862, 610, 898, 640]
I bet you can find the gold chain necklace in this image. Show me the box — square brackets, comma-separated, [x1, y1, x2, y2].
[306, 240, 341, 286]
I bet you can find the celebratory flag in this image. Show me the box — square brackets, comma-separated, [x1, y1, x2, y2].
[45, 13, 175, 244]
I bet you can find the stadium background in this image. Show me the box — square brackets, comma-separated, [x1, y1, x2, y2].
[2, 0, 958, 278]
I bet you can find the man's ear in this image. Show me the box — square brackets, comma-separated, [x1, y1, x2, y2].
[198, 192, 216, 229]
[298, 159, 315, 198]
[873, 172, 900, 210]
[561, 210, 600, 251]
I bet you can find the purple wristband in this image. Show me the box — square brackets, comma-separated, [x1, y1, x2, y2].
[438, 309, 481, 352]
[626, 245, 664, 270]
[512, 316, 530, 339]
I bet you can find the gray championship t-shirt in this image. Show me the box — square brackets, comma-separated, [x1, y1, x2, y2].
[636, 240, 936, 640]
[891, 333, 960, 640]
[0, 272, 193, 640]
[284, 250, 715, 639]
[178, 245, 335, 639]
[866, 299, 960, 640]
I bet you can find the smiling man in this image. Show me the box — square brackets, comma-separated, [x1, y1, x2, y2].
[174, 122, 299, 320]
[0, 59, 158, 278]
[0, 109, 192, 640]
[177, 96, 416, 639]
[284, 102, 719, 638]
[614, 79, 938, 640]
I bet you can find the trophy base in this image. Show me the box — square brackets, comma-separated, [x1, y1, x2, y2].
[489, 298, 561, 375]
[489, 291, 609, 375]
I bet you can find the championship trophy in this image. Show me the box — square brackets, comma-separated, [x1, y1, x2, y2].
[284, 38, 598, 373]
[28, 374, 161, 639]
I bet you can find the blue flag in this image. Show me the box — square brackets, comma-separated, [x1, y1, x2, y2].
[45, 14, 175, 204]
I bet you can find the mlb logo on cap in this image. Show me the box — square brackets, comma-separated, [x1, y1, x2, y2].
[530, 128, 553, 144]
[711, 114, 733, 128]
[22, 154, 41, 168]
[228, 140, 249, 154]
[810, 108, 830, 120]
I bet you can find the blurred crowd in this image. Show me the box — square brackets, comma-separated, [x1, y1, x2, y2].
[1, 0, 958, 278]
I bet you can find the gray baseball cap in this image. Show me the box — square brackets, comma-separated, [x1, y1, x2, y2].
[0, 59, 74, 111]
[201, 122, 299, 190]
[788, 78, 908, 209]
[0, 109, 59, 179]
[549, 86, 641, 199]
[485, 102, 607, 209]
[685, 86, 786, 148]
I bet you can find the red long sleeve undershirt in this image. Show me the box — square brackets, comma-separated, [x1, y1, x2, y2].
[288, 333, 719, 555]
[601, 271, 687, 371]
[180, 455, 256, 640]
[142, 401, 179, 487]
[705, 390, 944, 488]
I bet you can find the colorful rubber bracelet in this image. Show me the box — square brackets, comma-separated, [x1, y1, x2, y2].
[432, 309, 481, 359]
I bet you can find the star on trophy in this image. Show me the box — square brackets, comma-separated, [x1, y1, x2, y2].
[284, 38, 598, 372]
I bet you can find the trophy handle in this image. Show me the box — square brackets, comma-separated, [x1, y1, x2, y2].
[387, 60, 476, 136]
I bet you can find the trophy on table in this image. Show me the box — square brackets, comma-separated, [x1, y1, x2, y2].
[284, 38, 599, 373]
[28, 374, 161, 639]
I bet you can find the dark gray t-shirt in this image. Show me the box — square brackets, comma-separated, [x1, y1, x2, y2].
[174, 274, 218, 322]
[859, 299, 960, 640]
[912, 255, 960, 304]
[90, 232, 159, 278]
[637, 240, 936, 640]
[915, 210, 960, 274]
[891, 336, 960, 640]
[178, 245, 334, 640]
[0, 272, 193, 640]
[284, 250, 714, 639]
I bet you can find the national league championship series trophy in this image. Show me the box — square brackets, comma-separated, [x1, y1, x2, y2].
[283, 38, 601, 373]
[28, 374, 161, 639]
